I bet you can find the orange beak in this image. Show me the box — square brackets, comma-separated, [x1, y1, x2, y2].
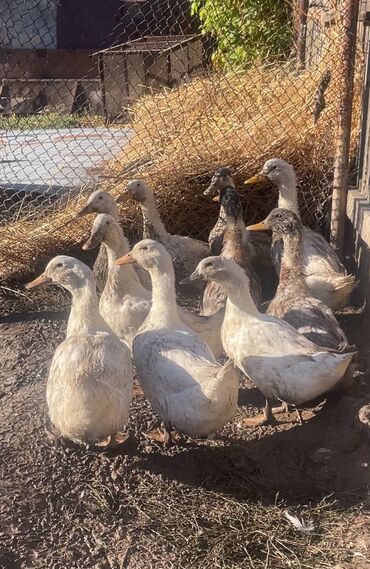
[26, 273, 51, 289]
[245, 220, 269, 232]
[212, 194, 220, 203]
[115, 252, 136, 266]
[244, 172, 269, 186]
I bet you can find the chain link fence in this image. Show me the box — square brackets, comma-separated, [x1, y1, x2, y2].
[0, 0, 365, 282]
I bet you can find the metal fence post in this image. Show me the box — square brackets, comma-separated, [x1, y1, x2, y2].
[330, 0, 359, 257]
[296, 0, 309, 69]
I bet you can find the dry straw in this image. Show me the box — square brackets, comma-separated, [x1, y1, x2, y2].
[0, 19, 363, 283]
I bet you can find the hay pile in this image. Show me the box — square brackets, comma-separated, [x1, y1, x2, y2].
[0, 29, 363, 283]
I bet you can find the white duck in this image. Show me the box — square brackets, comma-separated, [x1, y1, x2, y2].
[76, 189, 151, 290]
[117, 180, 210, 283]
[115, 240, 238, 441]
[82, 215, 224, 357]
[82, 214, 151, 348]
[186, 256, 355, 426]
[76, 190, 119, 292]
[26, 256, 133, 446]
[245, 158, 356, 309]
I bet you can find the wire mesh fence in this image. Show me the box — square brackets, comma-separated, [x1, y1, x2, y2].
[0, 0, 366, 282]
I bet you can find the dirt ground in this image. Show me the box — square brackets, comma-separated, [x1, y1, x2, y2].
[1, 284, 370, 569]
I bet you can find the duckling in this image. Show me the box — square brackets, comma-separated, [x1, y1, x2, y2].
[245, 159, 356, 309]
[202, 186, 261, 315]
[82, 214, 151, 348]
[83, 215, 224, 357]
[186, 256, 354, 426]
[115, 240, 238, 440]
[118, 180, 210, 283]
[204, 167, 275, 297]
[76, 190, 119, 292]
[26, 256, 133, 446]
[247, 208, 349, 350]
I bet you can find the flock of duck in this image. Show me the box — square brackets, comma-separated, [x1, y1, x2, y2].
[26, 158, 357, 447]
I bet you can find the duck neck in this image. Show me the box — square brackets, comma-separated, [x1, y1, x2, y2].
[141, 197, 169, 242]
[108, 202, 119, 221]
[224, 274, 260, 319]
[222, 214, 246, 264]
[277, 232, 308, 294]
[147, 262, 181, 328]
[277, 182, 300, 218]
[67, 280, 107, 336]
[217, 204, 227, 225]
[104, 231, 146, 298]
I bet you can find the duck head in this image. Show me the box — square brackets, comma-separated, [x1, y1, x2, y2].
[82, 214, 118, 250]
[204, 167, 234, 197]
[75, 190, 117, 218]
[246, 208, 302, 238]
[115, 239, 168, 272]
[244, 158, 296, 189]
[26, 256, 94, 292]
[181, 256, 247, 287]
[118, 179, 153, 204]
[216, 186, 243, 221]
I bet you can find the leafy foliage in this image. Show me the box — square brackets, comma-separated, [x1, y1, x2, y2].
[191, 0, 293, 68]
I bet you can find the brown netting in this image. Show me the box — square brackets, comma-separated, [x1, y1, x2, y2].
[0, 1, 364, 283]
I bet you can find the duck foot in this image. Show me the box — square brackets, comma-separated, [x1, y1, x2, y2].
[143, 422, 180, 444]
[143, 427, 170, 443]
[133, 383, 144, 397]
[243, 400, 275, 427]
[44, 424, 60, 441]
[273, 402, 304, 424]
[95, 432, 129, 449]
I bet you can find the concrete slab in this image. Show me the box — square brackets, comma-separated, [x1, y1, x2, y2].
[0, 127, 133, 195]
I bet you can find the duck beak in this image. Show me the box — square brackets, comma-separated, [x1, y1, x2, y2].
[246, 219, 269, 232]
[203, 180, 218, 196]
[117, 191, 129, 204]
[82, 235, 99, 250]
[180, 270, 201, 285]
[26, 273, 51, 289]
[212, 194, 220, 203]
[74, 205, 90, 218]
[244, 172, 268, 185]
[115, 252, 136, 266]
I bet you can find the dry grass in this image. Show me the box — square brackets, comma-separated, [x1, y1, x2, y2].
[0, 23, 364, 283]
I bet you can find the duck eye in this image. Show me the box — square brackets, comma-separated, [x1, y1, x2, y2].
[98, 196, 103, 199]
[205, 262, 213, 268]
[106, 221, 110, 225]
[136, 183, 140, 187]
[56, 263, 63, 268]
[141, 245, 148, 251]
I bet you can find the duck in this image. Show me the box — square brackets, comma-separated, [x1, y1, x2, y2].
[76, 189, 151, 290]
[82, 215, 224, 357]
[244, 158, 356, 309]
[185, 256, 355, 426]
[117, 180, 210, 283]
[115, 240, 238, 441]
[203, 167, 235, 255]
[204, 167, 275, 297]
[26, 255, 133, 447]
[82, 214, 151, 348]
[202, 186, 262, 315]
[247, 208, 349, 350]
[75, 190, 119, 292]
